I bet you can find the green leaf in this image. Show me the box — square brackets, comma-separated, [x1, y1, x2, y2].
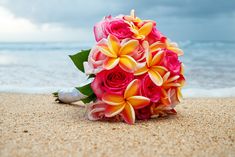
[52, 92, 58, 97]
[69, 49, 91, 72]
[88, 74, 95, 79]
[76, 83, 93, 96]
[80, 94, 97, 104]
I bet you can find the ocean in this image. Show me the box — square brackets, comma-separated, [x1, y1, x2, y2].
[0, 41, 235, 97]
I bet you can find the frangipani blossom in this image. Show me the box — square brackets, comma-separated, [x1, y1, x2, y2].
[150, 100, 177, 118]
[102, 79, 150, 124]
[150, 40, 184, 56]
[124, 9, 142, 26]
[161, 72, 185, 104]
[97, 34, 139, 72]
[130, 22, 153, 40]
[124, 10, 154, 40]
[135, 42, 167, 86]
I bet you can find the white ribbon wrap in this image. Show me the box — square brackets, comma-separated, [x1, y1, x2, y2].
[57, 88, 87, 104]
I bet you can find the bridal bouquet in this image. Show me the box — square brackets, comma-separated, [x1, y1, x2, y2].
[55, 10, 185, 124]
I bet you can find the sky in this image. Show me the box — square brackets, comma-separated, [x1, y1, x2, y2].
[0, 0, 234, 42]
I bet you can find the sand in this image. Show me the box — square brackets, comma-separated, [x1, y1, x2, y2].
[0, 93, 234, 157]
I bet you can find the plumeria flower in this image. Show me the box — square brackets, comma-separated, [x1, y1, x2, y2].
[161, 72, 185, 102]
[135, 42, 167, 86]
[124, 9, 142, 25]
[124, 9, 154, 40]
[97, 34, 139, 72]
[130, 22, 153, 40]
[102, 79, 150, 124]
[150, 40, 184, 56]
[150, 101, 177, 118]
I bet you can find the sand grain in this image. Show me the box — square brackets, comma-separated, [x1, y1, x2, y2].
[0, 93, 235, 157]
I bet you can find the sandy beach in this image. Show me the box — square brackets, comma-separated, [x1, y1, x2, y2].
[0, 93, 234, 157]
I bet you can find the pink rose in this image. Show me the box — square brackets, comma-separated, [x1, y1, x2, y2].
[135, 105, 151, 120]
[84, 40, 107, 74]
[141, 74, 162, 103]
[86, 101, 107, 121]
[146, 27, 166, 44]
[163, 50, 181, 75]
[91, 66, 134, 99]
[130, 40, 146, 63]
[94, 16, 133, 41]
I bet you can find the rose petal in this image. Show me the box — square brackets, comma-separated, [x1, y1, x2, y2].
[102, 93, 124, 105]
[127, 96, 150, 109]
[87, 102, 107, 121]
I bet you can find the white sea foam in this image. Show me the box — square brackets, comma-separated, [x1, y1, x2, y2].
[1, 85, 235, 98]
[182, 87, 235, 98]
[0, 41, 235, 97]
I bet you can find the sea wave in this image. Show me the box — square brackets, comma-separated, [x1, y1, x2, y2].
[182, 87, 235, 97]
[1, 85, 235, 98]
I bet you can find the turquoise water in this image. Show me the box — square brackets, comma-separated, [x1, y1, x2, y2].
[0, 41, 235, 97]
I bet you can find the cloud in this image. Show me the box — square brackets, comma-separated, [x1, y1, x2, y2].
[0, 6, 93, 42]
[1, 0, 235, 27]
[0, 0, 235, 41]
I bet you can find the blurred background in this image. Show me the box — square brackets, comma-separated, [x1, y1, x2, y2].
[0, 0, 235, 97]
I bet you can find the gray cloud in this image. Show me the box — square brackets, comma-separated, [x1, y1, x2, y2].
[0, 0, 235, 41]
[1, 0, 235, 26]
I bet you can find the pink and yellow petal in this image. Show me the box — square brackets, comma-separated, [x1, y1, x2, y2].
[177, 88, 183, 102]
[107, 35, 120, 55]
[161, 88, 168, 98]
[119, 55, 137, 72]
[163, 72, 171, 83]
[148, 70, 163, 86]
[124, 79, 140, 98]
[97, 44, 117, 58]
[138, 22, 153, 36]
[180, 63, 185, 75]
[149, 42, 166, 53]
[105, 104, 125, 117]
[119, 40, 139, 55]
[151, 50, 164, 66]
[102, 93, 124, 105]
[151, 66, 168, 76]
[168, 47, 184, 56]
[120, 102, 135, 124]
[127, 96, 150, 109]
[164, 83, 181, 87]
[166, 75, 180, 83]
[134, 65, 148, 76]
[103, 58, 119, 70]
